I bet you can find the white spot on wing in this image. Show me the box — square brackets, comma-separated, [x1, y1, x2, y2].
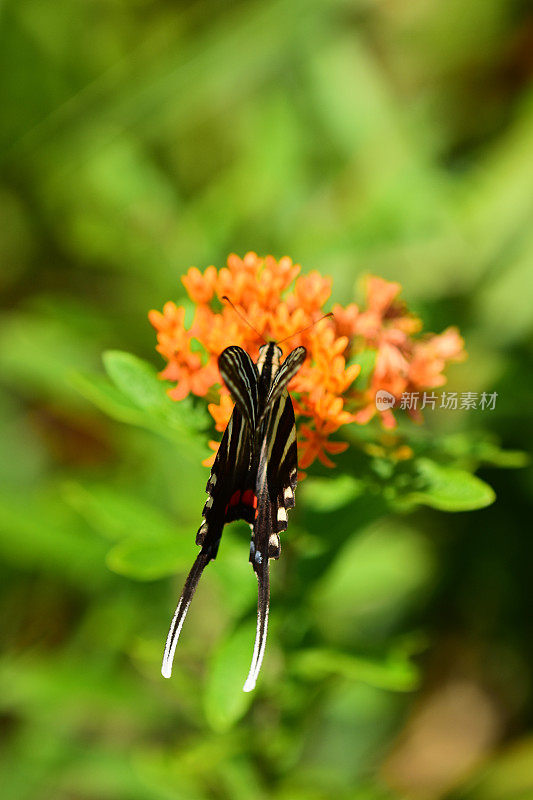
[277, 507, 287, 523]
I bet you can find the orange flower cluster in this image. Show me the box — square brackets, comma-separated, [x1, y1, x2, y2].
[351, 277, 466, 428]
[149, 254, 466, 468]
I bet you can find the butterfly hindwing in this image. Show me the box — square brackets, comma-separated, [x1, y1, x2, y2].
[243, 356, 301, 693]
[267, 389, 298, 535]
[162, 401, 254, 679]
[197, 404, 255, 546]
[162, 342, 306, 691]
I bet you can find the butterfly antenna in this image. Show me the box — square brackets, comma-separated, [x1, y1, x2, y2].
[222, 296, 267, 343]
[243, 559, 270, 692]
[277, 312, 334, 345]
[161, 550, 211, 678]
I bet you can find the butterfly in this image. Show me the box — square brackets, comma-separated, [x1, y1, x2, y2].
[161, 339, 306, 692]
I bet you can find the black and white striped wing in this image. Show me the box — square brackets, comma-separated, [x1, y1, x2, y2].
[196, 405, 255, 548]
[162, 404, 253, 678]
[162, 343, 306, 691]
[218, 345, 259, 434]
[243, 385, 300, 692]
[162, 348, 259, 680]
[264, 346, 306, 416]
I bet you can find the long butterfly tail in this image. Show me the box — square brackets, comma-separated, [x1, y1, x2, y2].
[243, 558, 270, 693]
[161, 550, 211, 679]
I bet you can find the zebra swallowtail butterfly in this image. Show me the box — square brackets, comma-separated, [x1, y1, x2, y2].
[161, 337, 306, 692]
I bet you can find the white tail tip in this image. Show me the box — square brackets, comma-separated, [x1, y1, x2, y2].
[161, 598, 190, 680]
[242, 674, 257, 693]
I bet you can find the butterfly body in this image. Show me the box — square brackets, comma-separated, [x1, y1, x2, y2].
[162, 341, 306, 691]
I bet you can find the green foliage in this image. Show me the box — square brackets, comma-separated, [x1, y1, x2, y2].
[72, 350, 209, 446]
[1, 0, 532, 798]
[407, 458, 496, 512]
[204, 621, 258, 732]
[292, 647, 419, 693]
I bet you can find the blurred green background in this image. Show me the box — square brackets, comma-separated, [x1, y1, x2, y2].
[1, 1, 533, 798]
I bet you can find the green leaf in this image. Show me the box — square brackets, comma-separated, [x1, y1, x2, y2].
[69, 371, 146, 427]
[62, 482, 180, 542]
[106, 535, 194, 581]
[204, 621, 257, 732]
[71, 353, 208, 450]
[479, 448, 529, 469]
[103, 350, 172, 413]
[292, 647, 419, 692]
[62, 482, 197, 580]
[300, 474, 364, 512]
[406, 458, 496, 512]
[437, 432, 529, 470]
[102, 350, 208, 435]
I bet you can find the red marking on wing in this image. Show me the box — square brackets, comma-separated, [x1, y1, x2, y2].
[242, 489, 255, 506]
[229, 490, 241, 507]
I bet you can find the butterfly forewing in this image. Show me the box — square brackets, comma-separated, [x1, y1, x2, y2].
[264, 346, 306, 414]
[218, 346, 259, 434]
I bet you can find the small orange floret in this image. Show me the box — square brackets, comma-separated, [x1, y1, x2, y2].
[367, 276, 402, 313]
[202, 440, 220, 467]
[298, 425, 349, 469]
[182, 266, 218, 304]
[207, 393, 234, 433]
[293, 271, 332, 313]
[332, 303, 359, 338]
[150, 258, 466, 469]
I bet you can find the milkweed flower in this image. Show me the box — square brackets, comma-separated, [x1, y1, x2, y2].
[351, 276, 466, 427]
[149, 254, 466, 467]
